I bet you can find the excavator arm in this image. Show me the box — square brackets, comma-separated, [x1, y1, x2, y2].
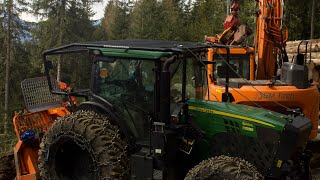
[206, 0, 288, 80]
[255, 0, 288, 79]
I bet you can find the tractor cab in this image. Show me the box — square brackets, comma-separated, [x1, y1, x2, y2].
[42, 40, 209, 143]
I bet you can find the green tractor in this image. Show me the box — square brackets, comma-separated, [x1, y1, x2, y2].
[39, 40, 312, 179]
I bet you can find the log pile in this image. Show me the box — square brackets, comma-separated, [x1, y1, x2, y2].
[286, 39, 320, 84]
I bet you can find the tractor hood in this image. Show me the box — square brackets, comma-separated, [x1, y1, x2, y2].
[187, 99, 290, 132]
[187, 99, 312, 178]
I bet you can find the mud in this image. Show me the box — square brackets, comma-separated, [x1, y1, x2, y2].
[0, 153, 16, 180]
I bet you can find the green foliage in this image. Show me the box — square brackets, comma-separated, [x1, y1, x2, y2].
[100, 0, 130, 40]
[285, 0, 319, 40]
[0, 0, 31, 153]
[128, 0, 161, 39]
[30, 0, 100, 88]
[157, 0, 183, 40]
[188, 0, 226, 41]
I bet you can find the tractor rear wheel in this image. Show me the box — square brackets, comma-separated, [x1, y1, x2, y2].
[184, 155, 263, 180]
[38, 111, 129, 180]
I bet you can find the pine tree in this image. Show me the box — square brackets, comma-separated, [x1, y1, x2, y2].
[179, 0, 194, 41]
[285, 0, 312, 40]
[188, 0, 226, 41]
[158, 0, 183, 40]
[1, 0, 29, 135]
[3, 0, 13, 135]
[101, 0, 130, 40]
[128, 0, 161, 39]
[32, 0, 101, 81]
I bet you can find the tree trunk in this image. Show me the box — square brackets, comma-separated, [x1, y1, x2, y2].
[227, 0, 230, 15]
[4, 0, 12, 135]
[57, 0, 66, 82]
[310, 0, 316, 39]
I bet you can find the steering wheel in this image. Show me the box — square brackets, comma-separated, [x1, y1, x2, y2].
[101, 79, 151, 105]
[100, 80, 126, 97]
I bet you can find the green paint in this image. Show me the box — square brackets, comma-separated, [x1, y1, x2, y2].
[187, 99, 288, 131]
[186, 99, 289, 159]
[88, 47, 173, 59]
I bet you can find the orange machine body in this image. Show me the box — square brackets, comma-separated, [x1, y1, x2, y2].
[12, 77, 72, 180]
[255, 0, 288, 80]
[204, 0, 319, 139]
[206, 48, 319, 140]
[13, 107, 70, 180]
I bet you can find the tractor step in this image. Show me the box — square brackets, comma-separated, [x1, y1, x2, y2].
[131, 150, 153, 180]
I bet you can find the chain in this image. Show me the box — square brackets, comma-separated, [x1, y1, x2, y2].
[39, 111, 130, 179]
[185, 155, 264, 180]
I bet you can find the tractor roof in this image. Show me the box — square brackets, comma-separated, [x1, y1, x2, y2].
[43, 40, 210, 60]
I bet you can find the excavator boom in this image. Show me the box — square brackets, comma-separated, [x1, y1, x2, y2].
[255, 0, 288, 79]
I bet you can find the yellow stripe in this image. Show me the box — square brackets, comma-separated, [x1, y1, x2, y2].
[189, 106, 275, 128]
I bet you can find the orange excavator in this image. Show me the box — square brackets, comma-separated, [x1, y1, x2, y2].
[204, 0, 319, 141]
[12, 76, 75, 180]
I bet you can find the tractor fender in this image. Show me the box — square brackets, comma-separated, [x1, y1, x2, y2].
[76, 101, 136, 150]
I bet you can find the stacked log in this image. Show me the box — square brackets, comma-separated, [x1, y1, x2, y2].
[286, 39, 320, 84]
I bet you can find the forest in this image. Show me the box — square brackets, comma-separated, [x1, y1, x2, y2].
[0, 0, 319, 154]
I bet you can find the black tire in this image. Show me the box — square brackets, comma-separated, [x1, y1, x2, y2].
[184, 155, 263, 180]
[0, 153, 15, 180]
[38, 111, 129, 180]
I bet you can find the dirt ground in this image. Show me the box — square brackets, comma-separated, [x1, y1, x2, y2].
[312, 168, 320, 180]
[0, 153, 16, 180]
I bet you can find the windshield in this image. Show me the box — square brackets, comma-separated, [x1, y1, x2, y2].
[170, 57, 206, 104]
[214, 54, 250, 80]
[94, 59, 155, 139]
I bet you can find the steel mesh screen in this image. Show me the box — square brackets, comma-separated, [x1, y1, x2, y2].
[21, 76, 62, 113]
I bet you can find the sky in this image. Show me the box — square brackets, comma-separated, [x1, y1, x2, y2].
[20, 1, 109, 22]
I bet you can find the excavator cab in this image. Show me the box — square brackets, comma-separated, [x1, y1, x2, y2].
[214, 50, 251, 79]
[208, 46, 255, 85]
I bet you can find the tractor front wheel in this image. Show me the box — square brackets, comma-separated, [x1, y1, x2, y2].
[184, 155, 263, 180]
[38, 111, 129, 179]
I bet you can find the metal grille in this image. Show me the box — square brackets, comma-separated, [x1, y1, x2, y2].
[211, 132, 279, 175]
[21, 76, 61, 113]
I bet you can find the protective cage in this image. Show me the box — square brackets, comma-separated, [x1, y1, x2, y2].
[21, 76, 62, 113]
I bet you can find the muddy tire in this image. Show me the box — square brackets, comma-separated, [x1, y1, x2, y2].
[185, 155, 263, 180]
[0, 153, 16, 180]
[38, 111, 129, 180]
